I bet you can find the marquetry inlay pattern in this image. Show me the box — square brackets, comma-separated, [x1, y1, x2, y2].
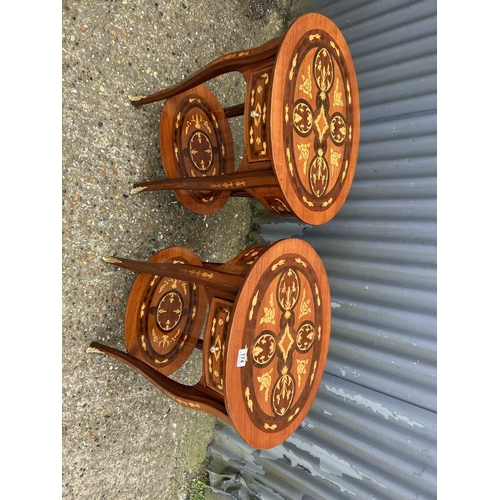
[247, 69, 272, 161]
[283, 28, 355, 211]
[205, 299, 233, 394]
[137, 271, 198, 367]
[124, 248, 207, 376]
[240, 252, 325, 433]
[264, 196, 293, 216]
[156, 290, 183, 332]
[173, 95, 228, 202]
[159, 86, 235, 215]
[219, 245, 268, 275]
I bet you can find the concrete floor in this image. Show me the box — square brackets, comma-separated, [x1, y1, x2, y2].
[62, 1, 286, 498]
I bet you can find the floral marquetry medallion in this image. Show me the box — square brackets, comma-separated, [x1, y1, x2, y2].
[160, 85, 235, 215]
[124, 247, 208, 376]
[226, 239, 330, 449]
[284, 34, 353, 206]
[271, 14, 360, 225]
[242, 262, 322, 422]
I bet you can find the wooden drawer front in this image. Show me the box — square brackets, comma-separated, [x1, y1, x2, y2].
[246, 69, 272, 162]
[204, 299, 233, 395]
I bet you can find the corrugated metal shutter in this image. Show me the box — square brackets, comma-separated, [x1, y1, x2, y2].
[208, 1, 437, 498]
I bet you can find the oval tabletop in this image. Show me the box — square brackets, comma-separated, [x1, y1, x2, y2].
[160, 84, 235, 215]
[270, 13, 360, 225]
[225, 239, 331, 449]
[124, 247, 208, 376]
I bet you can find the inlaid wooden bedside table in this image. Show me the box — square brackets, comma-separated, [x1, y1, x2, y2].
[129, 12, 360, 225]
[90, 238, 330, 449]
